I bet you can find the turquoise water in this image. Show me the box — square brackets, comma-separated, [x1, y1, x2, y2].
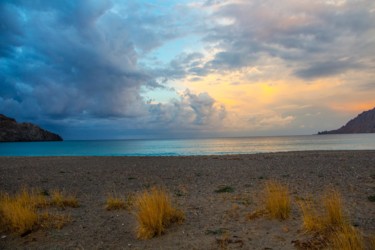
[0, 134, 375, 156]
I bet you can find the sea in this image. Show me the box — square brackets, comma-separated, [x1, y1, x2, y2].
[1, 134, 375, 157]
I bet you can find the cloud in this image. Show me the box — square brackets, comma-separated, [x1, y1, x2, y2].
[358, 82, 375, 91]
[0, 1, 226, 138]
[40, 88, 228, 139]
[0, 0, 233, 139]
[190, 0, 375, 80]
[247, 111, 295, 129]
[294, 60, 361, 79]
[149, 52, 209, 81]
[1, 0, 374, 139]
[149, 89, 226, 129]
[0, 1, 188, 121]
[146, 0, 374, 85]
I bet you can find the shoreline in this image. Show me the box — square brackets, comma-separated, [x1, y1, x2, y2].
[1, 151, 374, 249]
[1, 149, 375, 157]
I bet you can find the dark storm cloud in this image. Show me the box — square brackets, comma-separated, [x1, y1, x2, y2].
[0, 0, 228, 138]
[0, 0, 179, 121]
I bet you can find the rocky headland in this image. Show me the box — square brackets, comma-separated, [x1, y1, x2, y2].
[318, 107, 375, 134]
[0, 114, 63, 142]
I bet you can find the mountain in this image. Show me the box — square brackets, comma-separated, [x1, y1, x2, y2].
[0, 114, 63, 142]
[318, 107, 375, 134]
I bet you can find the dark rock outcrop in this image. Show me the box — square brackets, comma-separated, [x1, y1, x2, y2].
[0, 114, 63, 142]
[318, 107, 375, 134]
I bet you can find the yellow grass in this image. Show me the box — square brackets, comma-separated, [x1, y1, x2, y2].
[0, 188, 47, 234]
[105, 196, 127, 210]
[105, 192, 135, 211]
[50, 190, 79, 208]
[264, 180, 291, 220]
[0, 193, 38, 234]
[299, 188, 348, 233]
[298, 189, 367, 249]
[135, 187, 185, 239]
[331, 225, 364, 250]
[323, 189, 347, 228]
[299, 201, 325, 232]
[16, 188, 48, 208]
[0, 188, 78, 235]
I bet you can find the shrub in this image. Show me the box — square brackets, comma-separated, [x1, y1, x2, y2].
[135, 187, 184, 239]
[264, 180, 291, 220]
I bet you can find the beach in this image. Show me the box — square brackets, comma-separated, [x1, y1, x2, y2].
[0, 151, 374, 249]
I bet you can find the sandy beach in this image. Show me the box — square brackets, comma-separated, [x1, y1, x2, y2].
[0, 151, 374, 249]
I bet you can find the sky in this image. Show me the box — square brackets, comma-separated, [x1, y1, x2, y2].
[1, 0, 375, 140]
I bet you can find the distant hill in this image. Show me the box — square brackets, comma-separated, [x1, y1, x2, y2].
[318, 107, 375, 134]
[0, 114, 63, 142]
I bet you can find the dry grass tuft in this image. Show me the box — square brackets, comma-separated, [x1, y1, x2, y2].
[323, 189, 347, 228]
[264, 180, 291, 220]
[16, 188, 48, 208]
[0, 188, 49, 234]
[50, 190, 79, 208]
[299, 201, 325, 232]
[331, 225, 364, 250]
[135, 187, 185, 239]
[105, 193, 135, 211]
[297, 188, 367, 249]
[0, 193, 38, 234]
[0, 188, 78, 235]
[299, 188, 347, 233]
[105, 195, 128, 211]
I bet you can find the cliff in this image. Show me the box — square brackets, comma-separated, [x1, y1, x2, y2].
[0, 114, 63, 142]
[318, 107, 375, 134]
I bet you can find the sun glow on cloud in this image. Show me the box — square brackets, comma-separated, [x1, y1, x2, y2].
[1, 0, 374, 139]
